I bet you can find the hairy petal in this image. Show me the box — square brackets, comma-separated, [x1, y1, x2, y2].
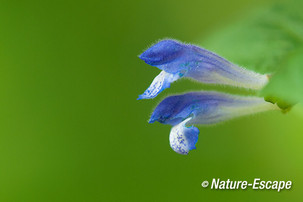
[150, 91, 279, 126]
[169, 117, 199, 155]
[138, 39, 268, 99]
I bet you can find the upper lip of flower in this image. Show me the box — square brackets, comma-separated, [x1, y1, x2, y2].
[139, 39, 184, 66]
[139, 54, 163, 65]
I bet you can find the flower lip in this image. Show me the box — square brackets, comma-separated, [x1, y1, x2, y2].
[169, 117, 199, 155]
[139, 39, 184, 66]
[137, 71, 180, 100]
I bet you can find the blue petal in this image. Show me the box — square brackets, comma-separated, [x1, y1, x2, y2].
[150, 91, 278, 126]
[138, 39, 268, 99]
[137, 71, 179, 100]
[169, 117, 199, 155]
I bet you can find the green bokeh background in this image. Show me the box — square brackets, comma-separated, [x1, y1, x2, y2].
[0, 0, 302, 201]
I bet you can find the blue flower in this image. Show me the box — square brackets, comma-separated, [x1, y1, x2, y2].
[150, 91, 278, 154]
[138, 39, 268, 100]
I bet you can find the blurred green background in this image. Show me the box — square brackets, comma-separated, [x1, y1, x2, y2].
[0, 0, 302, 201]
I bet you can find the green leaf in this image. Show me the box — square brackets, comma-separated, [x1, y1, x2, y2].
[200, 0, 303, 103]
[262, 48, 303, 103]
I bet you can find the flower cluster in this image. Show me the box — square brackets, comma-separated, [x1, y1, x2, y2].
[138, 39, 278, 155]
